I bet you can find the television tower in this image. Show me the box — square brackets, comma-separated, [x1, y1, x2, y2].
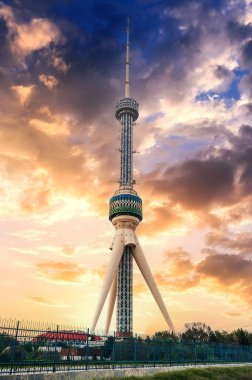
[91, 20, 175, 337]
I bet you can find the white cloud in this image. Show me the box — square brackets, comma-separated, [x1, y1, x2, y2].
[39, 74, 58, 89]
[0, 3, 61, 59]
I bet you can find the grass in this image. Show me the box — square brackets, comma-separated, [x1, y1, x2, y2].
[103, 366, 252, 380]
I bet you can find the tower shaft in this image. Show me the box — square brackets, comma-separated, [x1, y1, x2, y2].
[120, 113, 133, 187]
[117, 246, 133, 335]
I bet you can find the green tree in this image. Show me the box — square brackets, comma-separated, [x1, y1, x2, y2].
[181, 322, 213, 343]
[230, 328, 249, 345]
[0, 333, 18, 362]
[153, 330, 178, 342]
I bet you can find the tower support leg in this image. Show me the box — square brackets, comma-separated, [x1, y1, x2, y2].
[105, 275, 117, 335]
[91, 230, 125, 332]
[133, 239, 175, 332]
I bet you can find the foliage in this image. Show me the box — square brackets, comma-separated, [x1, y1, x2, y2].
[153, 323, 252, 346]
[154, 331, 178, 343]
[0, 333, 18, 349]
[0, 333, 18, 362]
[181, 322, 212, 342]
[102, 336, 113, 358]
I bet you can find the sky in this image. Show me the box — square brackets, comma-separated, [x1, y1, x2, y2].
[0, 0, 252, 335]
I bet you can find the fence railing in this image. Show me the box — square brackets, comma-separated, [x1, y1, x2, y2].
[0, 319, 252, 374]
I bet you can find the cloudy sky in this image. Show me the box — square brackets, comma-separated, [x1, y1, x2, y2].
[0, 0, 252, 334]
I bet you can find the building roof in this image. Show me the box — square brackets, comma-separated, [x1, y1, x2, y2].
[34, 331, 102, 342]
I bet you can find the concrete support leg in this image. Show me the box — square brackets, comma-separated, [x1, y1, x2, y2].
[133, 238, 175, 332]
[105, 275, 117, 335]
[91, 230, 125, 332]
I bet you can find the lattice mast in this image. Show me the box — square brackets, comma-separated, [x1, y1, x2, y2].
[91, 20, 175, 338]
[114, 18, 139, 336]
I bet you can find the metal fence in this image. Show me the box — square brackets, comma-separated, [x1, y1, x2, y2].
[0, 319, 252, 374]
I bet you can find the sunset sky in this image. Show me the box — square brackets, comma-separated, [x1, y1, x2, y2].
[0, 0, 252, 335]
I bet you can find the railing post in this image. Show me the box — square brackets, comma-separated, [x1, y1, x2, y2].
[193, 340, 197, 365]
[153, 338, 156, 367]
[168, 340, 171, 366]
[53, 325, 59, 372]
[112, 331, 115, 369]
[10, 320, 20, 375]
[134, 337, 137, 363]
[211, 342, 215, 364]
[85, 328, 89, 371]
[220, 343, 223, 363]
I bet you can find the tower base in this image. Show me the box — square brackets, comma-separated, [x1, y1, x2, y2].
[116, 331, 133, 338]
[91, 216, 175, 335]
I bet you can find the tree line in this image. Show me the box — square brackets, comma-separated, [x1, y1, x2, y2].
[153, 322, 252, 345]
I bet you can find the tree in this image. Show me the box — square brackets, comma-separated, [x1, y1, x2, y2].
[0, 333, 19, 362]
[0, 333, 17, 349]
[102, 336, 113, 359]
[230, 328, 249, 345]
[181, 322, 213, 343]
[153, 330, 178, 342]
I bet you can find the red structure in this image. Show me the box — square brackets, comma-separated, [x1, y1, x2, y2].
[34, 331, 102, 342]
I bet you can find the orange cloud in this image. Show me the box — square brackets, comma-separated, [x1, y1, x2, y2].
[152, 248, 252, 309]
[30, 296, 54, 305]
[36, 261, 86, 283]
[154, 248, 200, 291]
[61, 245, 76, 256]
[39, 74, 58, 89]
[29, 296, 66, 307]
[15, 18, 60, 55]
[12, 85, 35, 105]
[133, 281, 148, 295]
[20, 188, 51, 213]
[10, 247, 38, 256]
[29, 118, 70, 136]
[35, 261, 104, 283]
[138, 203, 181, 236]
[0, 4, 61, 58]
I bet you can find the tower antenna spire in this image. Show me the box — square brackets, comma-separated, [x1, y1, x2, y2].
[125, 18, 130, 97]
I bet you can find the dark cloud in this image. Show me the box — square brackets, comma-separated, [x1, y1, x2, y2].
[242, 39, 252, 66]
[214, 65, 232, 80]
[239, 74, 252, 98]
[227, 20, 252, 42]
[141, 122, 252, 216]
[197, 253, 252, 309]
[166, 159, 234, 208]
[143, 158, 234, 210]
[1, 0, 244, 123]
[157, 247, 252, 307]
[197, 253, 252, 287]
[0, 0, 249, 125]
[206, 230, 252, 257]
[0, 17, 13, 67]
